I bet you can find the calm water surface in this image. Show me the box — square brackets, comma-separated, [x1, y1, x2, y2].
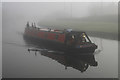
[2, 2, 118, 78]
[2, 27, 118, 78]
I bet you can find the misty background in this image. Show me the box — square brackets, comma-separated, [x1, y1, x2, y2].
[0, 2, 2, 79]
[2, 2, 118, 33]
[2, 2, 118, 78]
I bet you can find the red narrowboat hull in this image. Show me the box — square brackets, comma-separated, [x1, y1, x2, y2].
[23, 25, 97, 53]
[23, 33, 97, 53]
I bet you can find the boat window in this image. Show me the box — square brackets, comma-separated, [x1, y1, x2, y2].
[67, 34, 75, 45]
[44, 33, 48, 38]
[78, 33, 90, 43]
[72, 35, 75, 39]
[55, 34, 59, 39]
[81, 33, 89, 42]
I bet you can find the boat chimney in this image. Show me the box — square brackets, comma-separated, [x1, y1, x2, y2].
[32, 23, 34, 27]
[26, 21, 29, 27]
[34, 22, 36, 27]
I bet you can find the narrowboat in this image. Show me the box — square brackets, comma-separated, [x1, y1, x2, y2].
[23, 22, 98, 53]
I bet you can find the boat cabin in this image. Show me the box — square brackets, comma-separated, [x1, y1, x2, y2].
[64, 31, 92, 47]
[24, 22, 97, 53]
[25, 22, 92, 47]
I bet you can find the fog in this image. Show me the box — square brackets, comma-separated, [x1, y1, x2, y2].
[0, 2, 2, 79]
[2, 2, 118, 78]
[3, 2, 118, 33]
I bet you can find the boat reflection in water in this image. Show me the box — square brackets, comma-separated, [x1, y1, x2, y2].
[40, 51, 98, 72]
[23, 36, 98, 72]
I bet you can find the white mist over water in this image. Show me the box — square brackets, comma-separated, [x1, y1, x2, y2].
[0, 2, 2, 79]
[2, 2, 118, 78]
[2, 2, 118, 33]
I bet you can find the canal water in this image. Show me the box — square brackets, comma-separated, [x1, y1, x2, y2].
[2, 25, 118, 78]
[2, 2, 118, 78]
